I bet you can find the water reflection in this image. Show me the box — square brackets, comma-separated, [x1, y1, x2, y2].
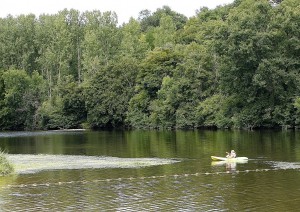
[211, 160, 248, 173]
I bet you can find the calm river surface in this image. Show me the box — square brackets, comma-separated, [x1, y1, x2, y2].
[0, 130, 300, 211]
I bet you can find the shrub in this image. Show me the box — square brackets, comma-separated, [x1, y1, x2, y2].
[0, 150, 14, 176]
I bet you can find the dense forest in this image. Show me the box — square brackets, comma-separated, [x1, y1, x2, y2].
[0, 0, 299, 130]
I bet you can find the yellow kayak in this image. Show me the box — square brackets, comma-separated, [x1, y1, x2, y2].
[211, 156, 248, 161]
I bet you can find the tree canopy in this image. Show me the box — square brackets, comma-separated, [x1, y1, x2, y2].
[0, 0, 299, 130]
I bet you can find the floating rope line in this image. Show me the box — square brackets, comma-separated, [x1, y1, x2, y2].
[1, 167, 292, 189]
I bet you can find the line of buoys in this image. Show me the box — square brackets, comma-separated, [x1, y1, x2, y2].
[1, 167, 288, 189]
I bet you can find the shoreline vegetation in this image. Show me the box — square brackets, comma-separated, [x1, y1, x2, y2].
[0, 150, 14, 176]
[0, 0, 299, 131]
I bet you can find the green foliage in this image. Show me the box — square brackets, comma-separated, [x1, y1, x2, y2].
[0, 14, 38, 72]
[127, 46, 182, 128]
[149, 76, 176, 128]
[0, 70, 45, 130]
[38, 75, 86, 129]
[84, 57, 137, 129]
[0, 150, 14, 176]
[294, 97, 300, 125]
[82, 11, 121, 80]
[127, 90, 151, 128]
[216, 0, 300, 128]
[197, 94, 226, 128]
[153, 15, 176, 47]
[120, 18, 150, 59]
[138, 6, 187, 32]
[38, 96, 64, 129]
[0, 2, 299, 130]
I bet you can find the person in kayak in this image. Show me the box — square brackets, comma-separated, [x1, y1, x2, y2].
[226, 150, 236, 158]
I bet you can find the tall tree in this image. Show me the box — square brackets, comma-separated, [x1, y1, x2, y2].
[153, 15, 176, 47]
[0, 14, 37, 72]
[64, 9, 85, 83]
[217, 0, 300, 128]
[84, 57, 138, 129]
[120, 18, 149, 59]
[138, 6, 187, 32]
[38, 75, 86, 129]
[35, 12, 74, 97]
[0, 70, 45, 130]
[127, 46, 181, 128]
[82, 11, 121, 80]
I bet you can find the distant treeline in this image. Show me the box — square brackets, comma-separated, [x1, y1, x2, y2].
[0, 0, 299, 130]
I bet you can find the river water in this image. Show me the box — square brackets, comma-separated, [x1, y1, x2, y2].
[0, 130, 300, 211]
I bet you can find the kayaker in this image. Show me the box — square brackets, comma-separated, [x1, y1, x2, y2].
[226, 150, 236, 158]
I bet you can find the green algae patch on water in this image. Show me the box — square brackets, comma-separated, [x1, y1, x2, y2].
[7, 154, 179, 174]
